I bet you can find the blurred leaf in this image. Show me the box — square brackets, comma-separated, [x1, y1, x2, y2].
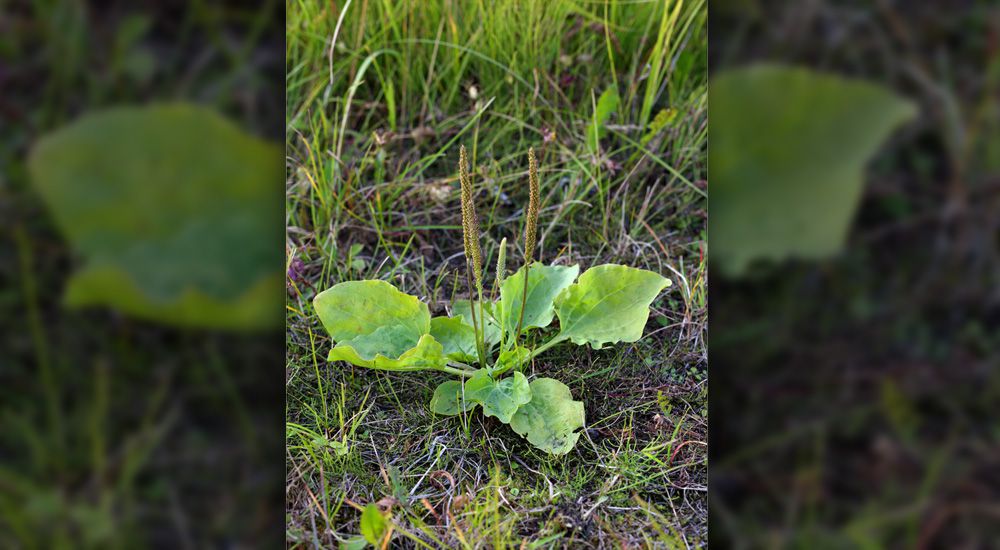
[28, 104, 283, 329]
[587, 87, 619, 155]
[710, 65, 917, 276]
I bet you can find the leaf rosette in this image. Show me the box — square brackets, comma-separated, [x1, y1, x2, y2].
[312, 147, 674, 455]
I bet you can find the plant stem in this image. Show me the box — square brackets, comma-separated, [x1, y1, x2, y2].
[476, 281, 488, 366]
[447, 360, 477, 372]
[496, 296, 506, 355]
[492, 238, 508, 354]
[489, 347, 529, 378]
[465, 260, 488, 368]
[439, 365, 475, 378]
[528, 333, 567, 360]
[513, 262, 530, 345]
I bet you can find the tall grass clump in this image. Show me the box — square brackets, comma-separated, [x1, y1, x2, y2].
[286, 0, 707, 243]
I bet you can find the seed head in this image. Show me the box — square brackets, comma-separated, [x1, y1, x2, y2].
[494, 237, 507, 290]
[524, 147, 540, 262]
[459, 145, 483, 288]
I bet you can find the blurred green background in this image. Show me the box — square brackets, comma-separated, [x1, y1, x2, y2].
[1, 1, 284, 546]
[710, 1, 1000, 547]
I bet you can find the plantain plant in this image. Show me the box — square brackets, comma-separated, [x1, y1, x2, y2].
[313, 146, 671, 454]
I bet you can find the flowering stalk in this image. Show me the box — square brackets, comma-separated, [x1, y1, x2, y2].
[514, 147, 540, 342]
[459, 145, 488, 367]
[493, 237, 507, 352]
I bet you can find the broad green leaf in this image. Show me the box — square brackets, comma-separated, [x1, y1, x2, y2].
[314, 280, 429, 361]
[461, 369, 493, 403]
[587, 87, 620, 155]
[494, 346, 530, 376]
[430, 380, 476, 415]
[27, 104, 283, 329]
[499, 263, 579, 336]
[452, 300, 501, 347]
[464, 370, 532, 424]
[430, 316, 478, 362]
[360, 503, 387, 545]
[328, 333, 444, 371]
[711, 64, 917, 276]
[510, 378, 585, 455]
[554, 264, 671, 349]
